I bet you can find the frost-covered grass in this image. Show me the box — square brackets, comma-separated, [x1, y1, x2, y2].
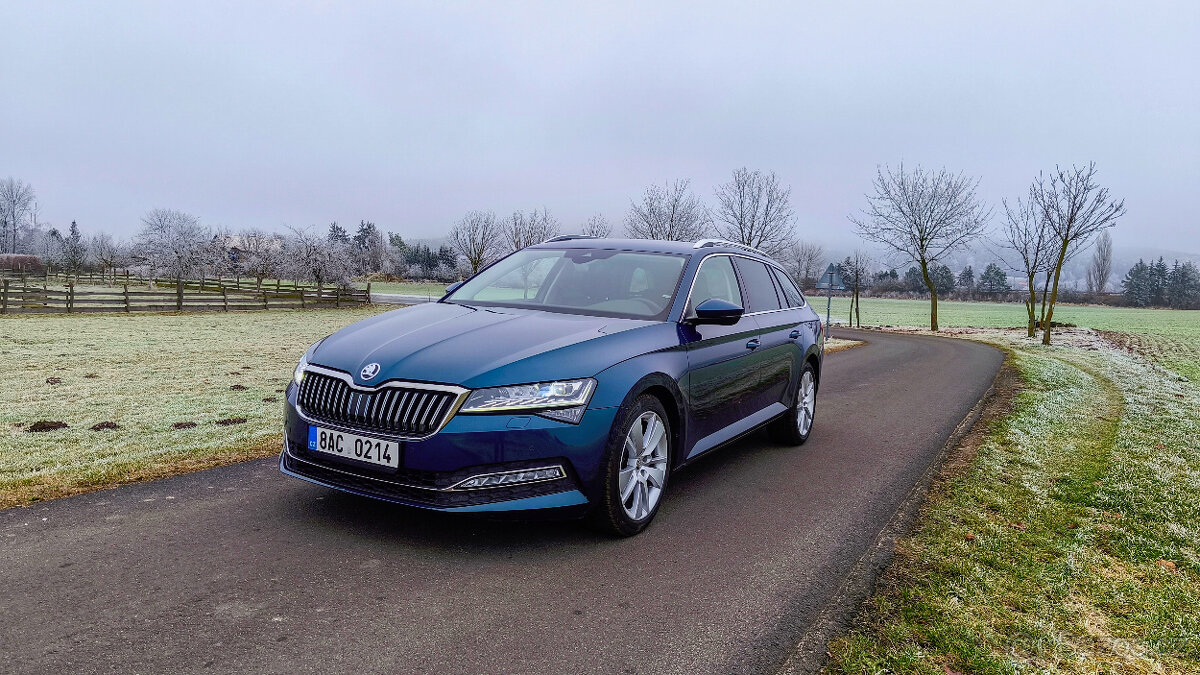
[361, 281, 449, 296]
[0, 306, 392, 507]
[826, 296, 1200, 382]
[828, 327, 1200, 673]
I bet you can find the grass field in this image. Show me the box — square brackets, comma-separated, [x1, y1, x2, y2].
[360, 281, 449, 296]
[827, 304, 1200, 671]
[0, 306, 393, 507]
[826, 296, 1200, 382]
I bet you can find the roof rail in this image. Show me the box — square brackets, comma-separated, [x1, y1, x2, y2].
[692, 239, 767, 255]
[541, 234, 599, 243]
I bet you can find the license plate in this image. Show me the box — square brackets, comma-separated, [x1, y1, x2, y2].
[307, 426, 399, 469]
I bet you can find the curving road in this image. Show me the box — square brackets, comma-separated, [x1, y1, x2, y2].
[0, 329, 1001, 675]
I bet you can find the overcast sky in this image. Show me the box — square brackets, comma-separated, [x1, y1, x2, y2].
[3, 1, 1198, 255]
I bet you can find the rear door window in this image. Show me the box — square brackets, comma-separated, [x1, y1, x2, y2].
[733, 258, 782, 313]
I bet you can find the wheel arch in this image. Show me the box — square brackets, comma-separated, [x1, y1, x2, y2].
[616, 373, 686, 470]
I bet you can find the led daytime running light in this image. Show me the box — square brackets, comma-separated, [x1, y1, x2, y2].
[451, 466, 565, 490]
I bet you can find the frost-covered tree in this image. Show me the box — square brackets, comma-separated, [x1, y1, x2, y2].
[580, 214, 611, 238]
[713, 168, 794, 257]
[448, 210, 501, 274]
[134, 209, 212, 281]
[625, 179, 710, 241]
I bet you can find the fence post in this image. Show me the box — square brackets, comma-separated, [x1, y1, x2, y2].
[262, 291, 268, 310]
[299, 289, 306, 309]
[176, 277, 183, 311]
[1, 278, 8, 314]
[275, 278, 281, 292]
[67, 283, 74, 314]
[199, 276, 205, 293]
[335, 286, 341, 308]
[222, 286, 229, 312]
[365, 282, 372, 304]
[123, 284, 130, 313]
[317, 282, 323, 307]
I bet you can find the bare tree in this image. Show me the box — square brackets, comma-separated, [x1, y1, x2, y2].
[1031, 163, 1125, 344]
[1001, 194, 1055, 337]
[580, 213, 612, 238]
[851, 164, 991, 331]
[91, 232, 128, 282]
[134, 208, 211, 282]
[713, 168, 795, 257]
[842, 250, 873, 328]
[448, 210, 501, 274]
[503, 207, 560, 251]
[283, 225, 349, 287]
[787, 240, 825, 288]
[1085, 230, 1114, 296]
[0, 177, 36, 254]
[624, 179, 710, 241]
[226, 228, 284, 287]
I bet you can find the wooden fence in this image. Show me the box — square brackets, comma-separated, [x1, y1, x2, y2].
[0, 280, 369, 315]
[0, 269, 363, 295]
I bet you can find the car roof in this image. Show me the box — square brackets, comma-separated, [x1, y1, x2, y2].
[527, 237, 779, 263]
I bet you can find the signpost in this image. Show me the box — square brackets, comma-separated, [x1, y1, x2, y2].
[814, 263, 845, 341]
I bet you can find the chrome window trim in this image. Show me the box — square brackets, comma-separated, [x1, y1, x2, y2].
[296, 364, 469, 441]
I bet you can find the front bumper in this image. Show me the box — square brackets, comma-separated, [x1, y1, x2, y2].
[279, 382, 617, 514]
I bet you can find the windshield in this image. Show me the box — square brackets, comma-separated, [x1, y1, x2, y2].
[445, 248, 687, 320]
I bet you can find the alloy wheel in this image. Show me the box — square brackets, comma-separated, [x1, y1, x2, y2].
[797, 370, 816, 437]
[619, 411, 669, 521]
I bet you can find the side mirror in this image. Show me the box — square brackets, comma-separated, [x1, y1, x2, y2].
[444, 281, 464, 294]
[689, 298, 744, 326]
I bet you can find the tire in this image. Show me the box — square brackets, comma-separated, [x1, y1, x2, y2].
[768, 361, 817, 446]
[589, 394, 672, 537]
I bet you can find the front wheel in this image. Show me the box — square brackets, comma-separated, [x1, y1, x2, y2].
[769, 362, 817, 446]
[590, 395, 672, 537]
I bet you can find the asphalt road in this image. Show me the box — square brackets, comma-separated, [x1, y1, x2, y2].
[1, 329, 1001, 675]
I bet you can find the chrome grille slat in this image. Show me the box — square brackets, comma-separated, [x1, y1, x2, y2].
[297, 372, 458, 437]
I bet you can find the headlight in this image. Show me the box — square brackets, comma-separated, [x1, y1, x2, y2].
[460, 378, 596, 413]
[293, 338, 326, 386]
[293, 353, 309, 386]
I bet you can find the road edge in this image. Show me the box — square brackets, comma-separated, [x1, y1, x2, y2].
[774, 340, 1013, 675]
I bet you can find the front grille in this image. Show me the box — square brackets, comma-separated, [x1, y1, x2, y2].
[297, 371, 459, 437]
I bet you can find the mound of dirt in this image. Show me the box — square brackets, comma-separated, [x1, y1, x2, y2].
[171, 421, 198, 430]
[28, 420, 68, 432]
[45, 377, 62, 385]
[230, 384, 247, 391]
[90, 421, 120, 431]
[262, 397, 278, 403]
[215, 417, 247, 426]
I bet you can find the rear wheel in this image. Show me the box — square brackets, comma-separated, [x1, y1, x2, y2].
[590, 395, 671, 537]
[769, 362, 817, 446]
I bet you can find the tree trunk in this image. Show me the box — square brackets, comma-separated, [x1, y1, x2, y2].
[919, 260, 938, 331]
[1025, 272, 1037, 337]
[1042, 240, 1071, 345]
[1038, 272, 1052, 328]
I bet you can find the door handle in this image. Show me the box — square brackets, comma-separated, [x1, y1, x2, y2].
[789, 330, 801, 340]
[745, 339, 760, 350]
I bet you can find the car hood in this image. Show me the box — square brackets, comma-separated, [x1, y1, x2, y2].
[309, 302, 670, 388]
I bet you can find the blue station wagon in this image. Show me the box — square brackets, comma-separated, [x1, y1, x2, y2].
[281, 237, 823, 535]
